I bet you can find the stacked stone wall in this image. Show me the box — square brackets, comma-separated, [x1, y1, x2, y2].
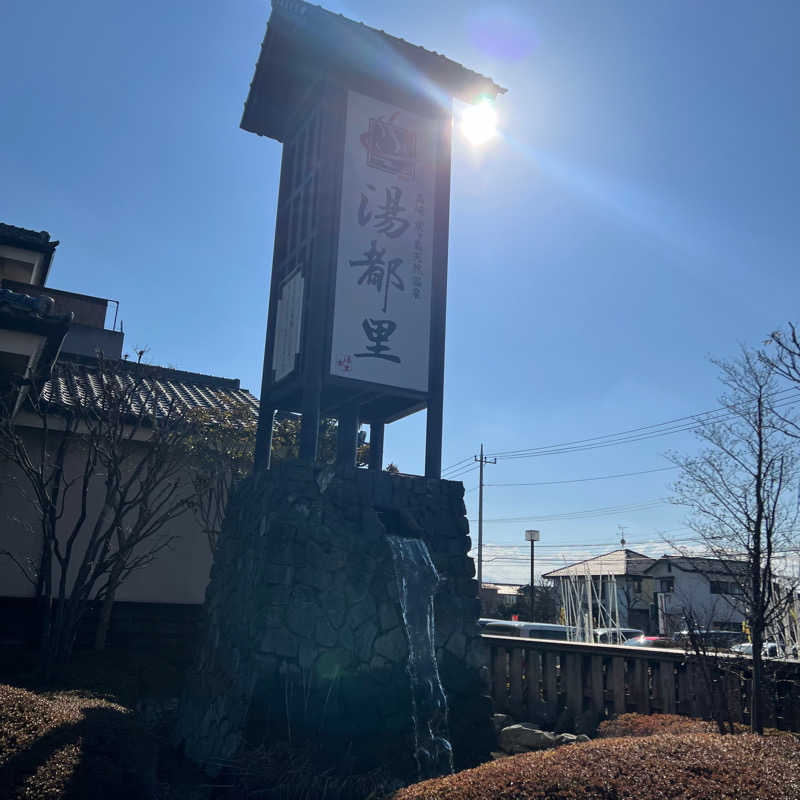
[174, 462, 493, 779]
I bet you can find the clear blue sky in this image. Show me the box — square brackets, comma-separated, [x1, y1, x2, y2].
[4, 1, 799, 582]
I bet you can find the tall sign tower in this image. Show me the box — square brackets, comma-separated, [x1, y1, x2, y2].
[243, 0, 505, 477]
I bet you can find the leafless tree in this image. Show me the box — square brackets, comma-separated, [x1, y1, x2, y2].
[183, 401, 257, 553]
[764, 322, 800, 440]
[0, 355, 204, 678]
[668, 348, 799, 733]
[677, 606, 743, 735]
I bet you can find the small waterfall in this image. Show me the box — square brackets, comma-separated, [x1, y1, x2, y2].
[386, 535, 454, 780]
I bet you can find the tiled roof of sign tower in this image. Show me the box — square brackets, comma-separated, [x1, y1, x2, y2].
[242, 0, 506, 141]
[274, 0, 506, 98]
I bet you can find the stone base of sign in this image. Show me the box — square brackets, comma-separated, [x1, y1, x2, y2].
[173, 462, 493, 780]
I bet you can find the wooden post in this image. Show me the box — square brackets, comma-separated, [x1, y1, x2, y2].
[676, 661, 691, 716]
[610, 656, 626, 716]
[525, 649, 542, 720]
[254, 407, 275, 471]
[336, 401, 359, 468]
[725, 668, 743, 724]
[510, 649, 524, 718]
[659, 661, 676, 714]
[424, 110, 452, 479]
[687, 660, 710, 720]
[565, 653, 583, 728]
[492, 646, 509, 714]
[368, 421, 384, 471]
[300, 87, 346, 463]
[589, 654, 605, 724]
[254, 122, 300, 472]
[761, 662, 777, 729]
[543, 651, 559, 719]
[632, 658, 650, 714]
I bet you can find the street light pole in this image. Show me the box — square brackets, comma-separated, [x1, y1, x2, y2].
[525, 529, 540, 621]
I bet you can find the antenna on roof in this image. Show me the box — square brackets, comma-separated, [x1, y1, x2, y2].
[618, 525, 627, 548]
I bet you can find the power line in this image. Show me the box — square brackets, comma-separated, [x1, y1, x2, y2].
[444, 463, 479, 480]
[485, 388, 800, 461]
[442, 455, 474, 475]
[469, 499, 668, 524]
[484, 465, 677, 488]
[444, 388, 800, 478]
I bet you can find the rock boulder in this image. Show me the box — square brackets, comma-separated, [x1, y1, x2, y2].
[498, 724, 558, 754]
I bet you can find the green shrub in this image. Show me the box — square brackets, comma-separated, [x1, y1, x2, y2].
[390, 733, 800, 800]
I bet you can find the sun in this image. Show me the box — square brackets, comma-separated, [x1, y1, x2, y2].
[460, 99, 497, 146]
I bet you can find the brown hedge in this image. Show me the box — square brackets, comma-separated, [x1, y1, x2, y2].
[596, 713, 717, 738]
[596, 712, 796, 740]
[0, 683, 156, 800]
[389, 733, 800, 800]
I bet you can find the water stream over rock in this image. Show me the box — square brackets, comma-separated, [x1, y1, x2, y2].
[386, 534, 454, 780]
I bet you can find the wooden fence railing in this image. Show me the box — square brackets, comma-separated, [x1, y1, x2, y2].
[483, 634, 800, 733]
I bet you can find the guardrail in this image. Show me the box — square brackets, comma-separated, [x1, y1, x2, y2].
[483, 634, 800, 732]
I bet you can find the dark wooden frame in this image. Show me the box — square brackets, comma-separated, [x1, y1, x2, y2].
[253, 67, 453, 476]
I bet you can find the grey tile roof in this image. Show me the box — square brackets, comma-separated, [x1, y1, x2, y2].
[0, 223, 59, 252]
[645, 555, 749, 577]
[543, 549, 656, 579]
[38, 356, 259, 419]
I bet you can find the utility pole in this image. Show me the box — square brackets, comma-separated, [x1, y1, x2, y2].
[474, 444, 496, 589]
[526, 529, 541, 621]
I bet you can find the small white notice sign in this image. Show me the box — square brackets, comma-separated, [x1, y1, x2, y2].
[272, 267, 304, 382]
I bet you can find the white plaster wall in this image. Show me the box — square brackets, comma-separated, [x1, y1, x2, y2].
[648, 561, 745, 631]
[0, 426, 212, 604]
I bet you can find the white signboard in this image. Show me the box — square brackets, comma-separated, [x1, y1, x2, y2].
[272, 267, 304, 382]
[330, 90, 437, 392]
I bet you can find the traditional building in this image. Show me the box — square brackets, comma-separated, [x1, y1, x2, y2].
[0, 222, 257, 648]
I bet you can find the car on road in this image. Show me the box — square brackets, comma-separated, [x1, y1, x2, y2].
[593, 627, 644, 644]
[478, 619, 576, 641]
[672, 629, 747, 650]
[730, 641, 785, 658]
[622, 634, 676, 649]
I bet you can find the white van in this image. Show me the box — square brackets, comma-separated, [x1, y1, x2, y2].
[479, 618, 576, 641]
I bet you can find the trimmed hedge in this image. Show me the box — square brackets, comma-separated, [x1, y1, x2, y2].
[390, 733, 800, 800]
[0, 684, 156, 799]
[597, 712, 797, 740]
[596, 713, 716, 738]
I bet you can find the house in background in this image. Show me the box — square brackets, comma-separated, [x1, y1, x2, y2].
[543, 549, 656, 633]
[0, 221, 258, 648]
[0, 222, 124, 361]
[645, 555, 747, 635]
[480, 583, 524, 617]
[0, 225, 72, 416]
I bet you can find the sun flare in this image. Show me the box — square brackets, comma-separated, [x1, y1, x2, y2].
[460, 99, 497, 146]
